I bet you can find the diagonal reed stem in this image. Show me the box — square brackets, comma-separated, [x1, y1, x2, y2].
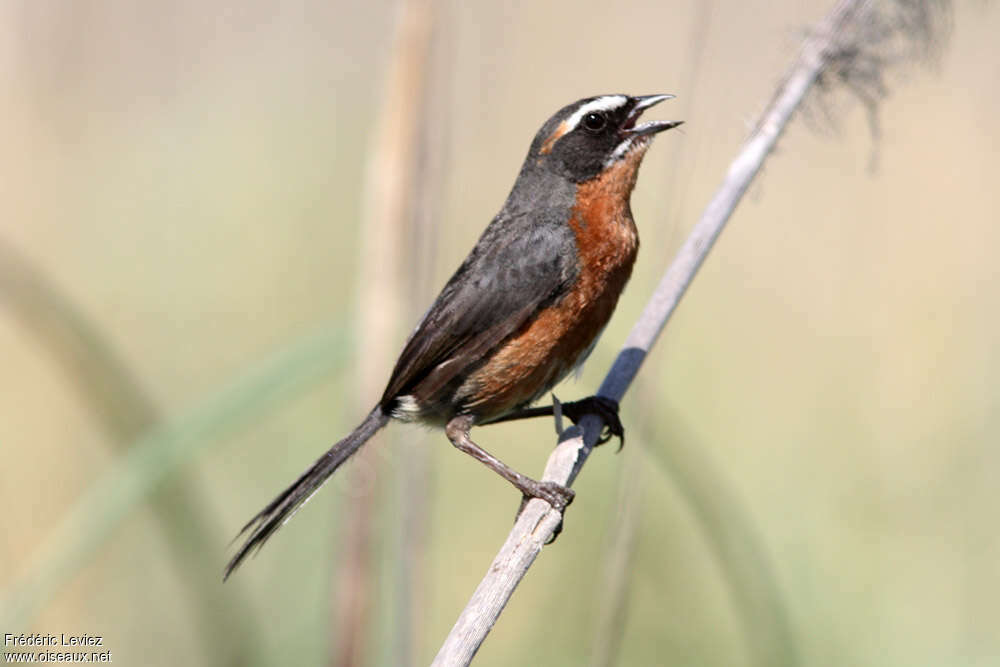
[432, 1, 884, 663]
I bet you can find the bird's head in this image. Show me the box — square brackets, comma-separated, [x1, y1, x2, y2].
[529, 94, 682, 183]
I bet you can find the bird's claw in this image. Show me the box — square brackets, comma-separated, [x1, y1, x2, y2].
[514, 480, 574, 544]
[559, 395, 625, 450]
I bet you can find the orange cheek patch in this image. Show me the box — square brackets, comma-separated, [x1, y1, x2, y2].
[539, 121, 569, 155]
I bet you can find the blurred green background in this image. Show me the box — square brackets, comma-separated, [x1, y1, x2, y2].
[2, 0, 998, 665]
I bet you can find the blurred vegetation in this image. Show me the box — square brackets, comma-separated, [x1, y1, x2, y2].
[2, 1, 998, 666]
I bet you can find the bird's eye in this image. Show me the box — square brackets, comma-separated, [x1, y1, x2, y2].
[582, 112, 607, 132]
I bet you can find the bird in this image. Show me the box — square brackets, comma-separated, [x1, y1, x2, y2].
[225, 94, 682, 579]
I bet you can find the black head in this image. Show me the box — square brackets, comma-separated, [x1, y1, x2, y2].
[529, 94, 682, 183]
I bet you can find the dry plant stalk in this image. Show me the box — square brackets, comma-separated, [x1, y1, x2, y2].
[334, 0, 437, 665]
[432, 0, 948, 663]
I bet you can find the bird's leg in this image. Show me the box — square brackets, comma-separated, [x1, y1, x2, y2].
[444, 415, 575, 511]
[485, 395, 625, 449]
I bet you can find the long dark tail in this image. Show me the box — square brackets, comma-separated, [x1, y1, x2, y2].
[224, 405, 390, 579]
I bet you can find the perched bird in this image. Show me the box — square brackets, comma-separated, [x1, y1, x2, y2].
[225, 94, 681, 578]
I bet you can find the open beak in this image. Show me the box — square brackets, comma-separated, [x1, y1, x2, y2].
[623, 94, 683, 137]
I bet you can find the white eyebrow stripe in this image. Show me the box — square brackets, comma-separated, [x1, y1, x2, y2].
[562, 95, 628, 133]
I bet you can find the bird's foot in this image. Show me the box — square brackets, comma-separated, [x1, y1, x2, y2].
[514, 479, 574, 544]
[558, 395, 625, 450]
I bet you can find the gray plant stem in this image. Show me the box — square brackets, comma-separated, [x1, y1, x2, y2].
[431, 0, 873, 664]
[333, 0, 437, 664]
